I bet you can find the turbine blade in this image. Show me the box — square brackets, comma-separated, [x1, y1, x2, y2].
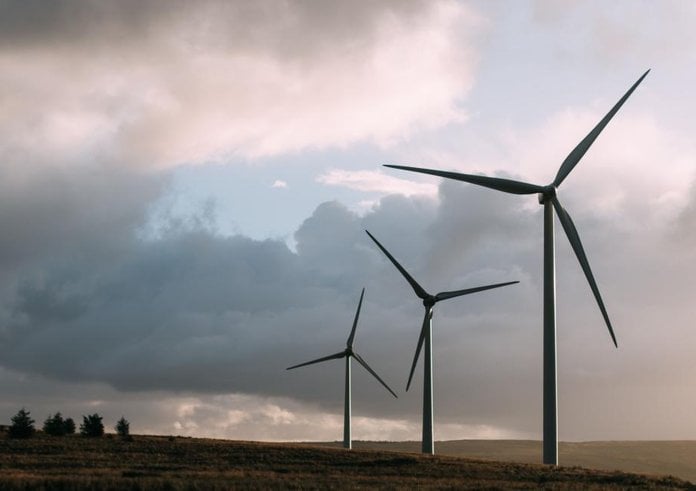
[551, 196, 618, 347]
[554, 69, 650, 187]
[384, 165, 544, 195]
[346, 288, 365, 348]
[435, 281, 519, 302]
[365, 230, 429, 299]
[406, 309, 430, 392]
[352, 352, 398, 398]
[286, 350, 346, 370]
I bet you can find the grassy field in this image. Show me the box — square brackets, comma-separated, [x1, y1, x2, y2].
[342, 440, 696, 484]
[0, 434, 692, 490]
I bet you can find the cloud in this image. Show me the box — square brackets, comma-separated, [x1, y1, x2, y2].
[1, 1, 696, 443]
[316, 169, 438, 198]
[0, 0, 481, 169]
[271, 180, 288, 189]
[0, 368, 527, 441]
[2, 165, 694, 441]
[404, 91, 694, 226]
[2, 87, 696, 440]
[499, 108, 695, 227]
[530, 0, 696, 66]
[0, 0, 485, 438]
[0, 164, 163, 281]
[0, 184, 524, 417]
[1, 147, 696, 442]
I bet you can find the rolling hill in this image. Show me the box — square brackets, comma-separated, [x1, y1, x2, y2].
[0, 433, 692, 489]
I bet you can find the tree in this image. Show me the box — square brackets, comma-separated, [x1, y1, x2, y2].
[115, 416, 131, 440]
[80, 413, 104, 437]
[9, 408, 35, 439]
[63, 417, 76, 435]
[43, 412, 66, 436]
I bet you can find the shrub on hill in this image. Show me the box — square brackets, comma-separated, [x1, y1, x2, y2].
[116, 416, 131, 440]
[9, 408, 35, 439]
[80, 413, 104, 437]
[43, 412, 66, 436]
[63, 417, 76, 434]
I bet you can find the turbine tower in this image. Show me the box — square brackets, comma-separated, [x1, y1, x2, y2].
[383, 70, 649, 465]
[365, 230, 518, 455]
[287, 288, 397, 449]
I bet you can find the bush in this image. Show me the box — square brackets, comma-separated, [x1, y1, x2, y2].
[63, 417, 76, 434]
[43, 412, 66, 436]
[9, 408, 35, 439]
[80, 413, 104, 437]
[115, 416, 131, 440]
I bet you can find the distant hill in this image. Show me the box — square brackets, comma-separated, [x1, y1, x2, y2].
[0, 434, 691, 489]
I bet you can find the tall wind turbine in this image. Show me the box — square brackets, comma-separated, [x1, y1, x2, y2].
[383, 70, 649, 465]
[287, 288, 397, 449]
[365, 230, 518, 455]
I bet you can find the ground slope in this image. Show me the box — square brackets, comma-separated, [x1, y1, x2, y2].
[0, 434, 691, 490]
[347, 440, 696, 484]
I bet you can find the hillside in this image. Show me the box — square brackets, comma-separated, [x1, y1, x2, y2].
[344, 440, 696, 484]
[0, 434, 691, 490]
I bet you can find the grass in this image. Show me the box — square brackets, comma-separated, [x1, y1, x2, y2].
[0, 433, 692, 490]
[342, 440, 696, 484]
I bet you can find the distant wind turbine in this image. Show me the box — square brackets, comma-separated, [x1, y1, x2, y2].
[365, 230, 518, 455]
[287, 288, 397, 449]
[383, 70, 650, 465]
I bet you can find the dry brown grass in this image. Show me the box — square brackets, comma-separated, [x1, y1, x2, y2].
[343, 440, 696, 484]
[0, 433, 691, 490]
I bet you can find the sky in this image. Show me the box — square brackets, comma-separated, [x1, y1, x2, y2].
[1, 0, 696, 443]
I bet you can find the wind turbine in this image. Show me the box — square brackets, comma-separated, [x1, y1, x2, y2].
[383, 70, 649, 465]
[287, 288, 397, 449]
[365, 230, 518, 455]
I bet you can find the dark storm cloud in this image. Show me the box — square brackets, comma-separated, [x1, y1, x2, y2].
[0, 177, 531, 426]
[0, 0, 158, 48]
[1, 164, 695, 439]
[0, 0, 427, 55]
[0, 165, 163, 274]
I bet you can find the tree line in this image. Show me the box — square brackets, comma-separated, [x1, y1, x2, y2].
[6, 408, 131, 440]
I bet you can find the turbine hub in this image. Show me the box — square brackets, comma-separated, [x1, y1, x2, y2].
[423, 296, 436, 307]
[538, 185, 556, 204]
